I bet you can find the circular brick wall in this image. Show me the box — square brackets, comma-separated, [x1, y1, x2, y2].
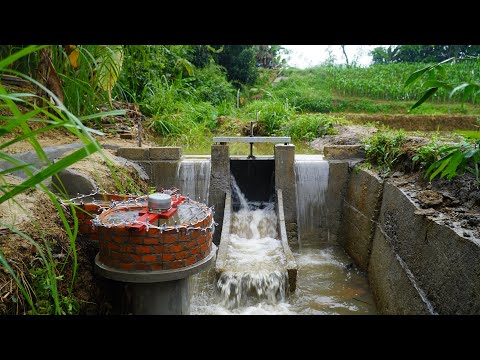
[74, 194, 136, 241]
[96, 206, 214, 272]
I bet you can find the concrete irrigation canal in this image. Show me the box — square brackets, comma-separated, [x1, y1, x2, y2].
[58, 137, 480, 315]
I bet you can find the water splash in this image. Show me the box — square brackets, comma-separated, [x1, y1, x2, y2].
[230, 175, 249, 210]
[214, 175, 288, 310]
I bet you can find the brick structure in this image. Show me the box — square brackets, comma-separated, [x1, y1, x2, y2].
[75, 194, 135, 241]
[96, 206, 214, 272]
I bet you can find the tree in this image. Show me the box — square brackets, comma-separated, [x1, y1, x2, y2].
[371, 45, 480, 64]
[340, 45, 349, 67]
[214, 45, 258, 85]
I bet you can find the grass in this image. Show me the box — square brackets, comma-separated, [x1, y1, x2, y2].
[362, 129, 407, 175]
[269, 66, 480, 115]
[0, 46, 126, 315]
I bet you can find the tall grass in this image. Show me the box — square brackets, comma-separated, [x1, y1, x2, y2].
[0, 45, 125, 314]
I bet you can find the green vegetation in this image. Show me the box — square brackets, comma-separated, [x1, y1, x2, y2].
[362, 130, 407, 175]
[3, 44, 480, 314]
[271, 63, 480, 111]
[280, 114, 345, 141]
[412, 136, 450, 170]
[0, 46, 125, 314]
[405, 54, 480, 183]
[371, 45, 480, 64]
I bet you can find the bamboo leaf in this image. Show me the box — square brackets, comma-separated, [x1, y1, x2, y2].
[404, 65, 433, 88]
[442, 151, 464, 179]
[410, 87, 438, 111]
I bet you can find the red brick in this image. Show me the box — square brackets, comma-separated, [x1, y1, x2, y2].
[144, 237, 159, 245]
[153, 245, 165, 253]
[134, 263, 151, 271]
[118, 263, 134, 271]
[129, 236, 144, 244]
[162, 253, 175, 261]
[185, 241, 196, 249]
[112, 236, 125, 244]
[175, 251, 187, 260]
[119, 245, 135, 253]
[131, 254, 141, 262]
[200, 243, 208, 252]
[162, 233, 179, 244]
[78, 225, 89, 234]
[190, 230, 200, 240]
[136, 246, 151, 254]
[170, 244, 183, 253]
[185, 256, 196, 266]
[191, 246, 201, 255]
[147, 228, 160, 236]
[141, 254, 156, 263]
[114, 227, 133, 236]
[90, 233, 99, 241]
[83, 204, 98, 212]
[197, 236, 206, 245]
[107, 243, 119, 251]
[150, 264, 164, 271]
[170, 260, 184, 269]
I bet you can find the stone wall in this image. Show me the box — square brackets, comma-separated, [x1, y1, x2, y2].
[339, 165, 480, 314]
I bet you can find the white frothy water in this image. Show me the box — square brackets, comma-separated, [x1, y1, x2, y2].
[177, 159, 211, 203]
[295, 155, 329, 246]
[214, 176, 288, 310]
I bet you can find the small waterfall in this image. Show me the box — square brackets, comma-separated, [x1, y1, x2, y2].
[215, 176, 287, 310]
[177, 159, 211, 203]
[295, 155, 329, 246]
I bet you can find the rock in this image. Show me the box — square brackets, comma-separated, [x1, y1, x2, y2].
[463, 231, 471, 237]
[468, 217, 480, 227]
[414, 208, 437, 216]
[51, 168, 97, 197]
[416, 190, 443, 208]
[392, 171, 404, 178]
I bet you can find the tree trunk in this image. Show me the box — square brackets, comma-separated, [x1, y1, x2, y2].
[37, 47, 64, 105]
[341, 45, 349, 67]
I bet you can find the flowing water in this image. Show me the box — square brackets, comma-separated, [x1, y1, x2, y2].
[176, 158, 211, 203]
[295, 155, 330, 246]
[190, 170, 377, 314]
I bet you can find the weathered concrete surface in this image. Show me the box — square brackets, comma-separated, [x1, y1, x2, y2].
[368, 225, 432, 315]
[208, 144, 230, 245]
[118, 146, 182, 161]
[117, 147, 149, 161]
[150, 161, 180, 190]
[128, 279, 190, 315]
[342, 168, 383, 271]
[377, 182, 480, 314]
[324, 145, 365, 160]
[323, 161, 349, 245]
[0, 142, 84, 179]
[51, 168, 97, 196]
[276, 189, 297, 293]
[149, 147, 182, 160]
[274, 145, 297, 243]
[215, 192, 232, 274]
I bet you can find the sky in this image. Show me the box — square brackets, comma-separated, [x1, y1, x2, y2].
[281, 45, 385, 68]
